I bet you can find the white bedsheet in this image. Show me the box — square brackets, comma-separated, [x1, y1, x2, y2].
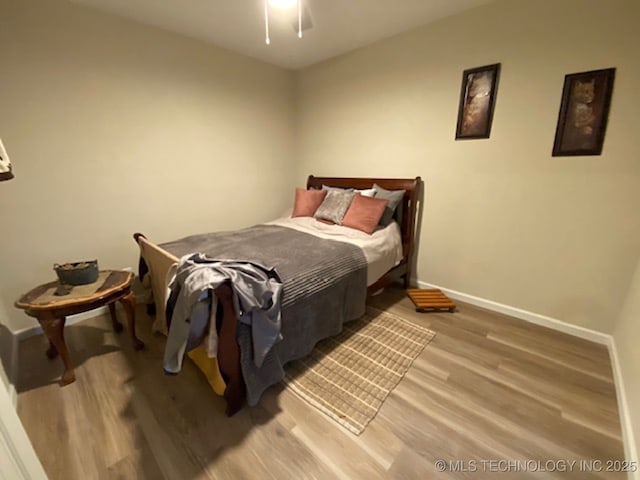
[268, 216, 403, 286]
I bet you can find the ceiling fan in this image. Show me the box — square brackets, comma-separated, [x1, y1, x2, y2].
[264, 0, 313, 45]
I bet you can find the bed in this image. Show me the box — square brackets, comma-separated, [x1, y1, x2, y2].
[133, 175, 421, 415]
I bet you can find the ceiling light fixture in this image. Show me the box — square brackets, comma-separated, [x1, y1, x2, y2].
[264, 0, 302, 45]
[268, 0, 297, 8]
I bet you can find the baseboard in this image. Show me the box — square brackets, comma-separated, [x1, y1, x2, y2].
[608, 338, 639, 480]
[416, 280, 638, 474]
[416, 280, 610, 345]
[9, 335, 18, 408]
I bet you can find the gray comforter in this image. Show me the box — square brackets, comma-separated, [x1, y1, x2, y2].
[160, 224, 367, 406]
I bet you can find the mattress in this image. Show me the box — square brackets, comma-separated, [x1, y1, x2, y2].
[267, 215, 403, 286]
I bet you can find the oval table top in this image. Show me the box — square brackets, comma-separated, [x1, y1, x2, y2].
[15, 270, 134, 312]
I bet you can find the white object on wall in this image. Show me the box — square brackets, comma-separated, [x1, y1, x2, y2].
[0, 137, 14, 181]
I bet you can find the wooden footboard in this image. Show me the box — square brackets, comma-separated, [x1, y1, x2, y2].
[133, 233, 245, 416]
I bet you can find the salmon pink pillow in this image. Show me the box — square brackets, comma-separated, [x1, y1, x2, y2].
[342, 194, 389, 234]
[292, 188, 327, 217]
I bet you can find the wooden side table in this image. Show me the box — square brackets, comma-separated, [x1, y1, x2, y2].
[15, 270, 144, 385]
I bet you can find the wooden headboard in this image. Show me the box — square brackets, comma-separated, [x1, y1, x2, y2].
[307, 175, 421, 291]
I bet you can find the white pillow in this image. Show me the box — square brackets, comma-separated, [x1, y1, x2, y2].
[321, 185, 376, 198]
[322, 185, 354, 193]
[357, 188, 376, 198]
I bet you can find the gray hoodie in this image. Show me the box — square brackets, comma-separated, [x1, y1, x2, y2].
[163, 253, 283, 374]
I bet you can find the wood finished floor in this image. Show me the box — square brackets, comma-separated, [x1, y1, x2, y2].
[17, 286, 625, 479]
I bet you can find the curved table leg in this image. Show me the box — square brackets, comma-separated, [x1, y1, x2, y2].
[120, 291, 144, 350]
[46, 340, 58, 359]
[38, 312, 75, 385]
[109, 302, 122, 333]
[108, 302, 124, 333]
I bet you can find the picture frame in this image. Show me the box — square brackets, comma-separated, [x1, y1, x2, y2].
[455, 63, 501, 140]
[552, 68, 615, 156]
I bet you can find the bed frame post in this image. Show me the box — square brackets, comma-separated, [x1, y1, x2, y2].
[402, 176, 420, 289]
[215, 283, 246, 416]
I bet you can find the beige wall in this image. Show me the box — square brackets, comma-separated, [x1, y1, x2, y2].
[614, 257, 640, 463]
[0, 0, 637, 462]
[0, 0, 296, 332]
[295, 0, 640, 333]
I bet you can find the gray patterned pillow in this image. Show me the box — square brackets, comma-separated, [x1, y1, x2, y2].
[314, 190, 356, 225]
[373, 183, 405, 227]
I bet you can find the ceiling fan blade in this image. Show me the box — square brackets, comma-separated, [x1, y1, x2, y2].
[290, 3, 313, 32]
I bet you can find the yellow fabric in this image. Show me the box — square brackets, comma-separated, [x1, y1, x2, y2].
[187, 346, 227, 396]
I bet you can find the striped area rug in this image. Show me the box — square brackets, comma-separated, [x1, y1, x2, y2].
[283, 306, 435, 435]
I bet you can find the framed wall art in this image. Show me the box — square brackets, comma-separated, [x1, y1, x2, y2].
[552, 68, 615, 156]
[455, 63, 501, 140]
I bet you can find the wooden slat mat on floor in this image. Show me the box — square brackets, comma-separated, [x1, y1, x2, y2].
[407, 288, 456, 313]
